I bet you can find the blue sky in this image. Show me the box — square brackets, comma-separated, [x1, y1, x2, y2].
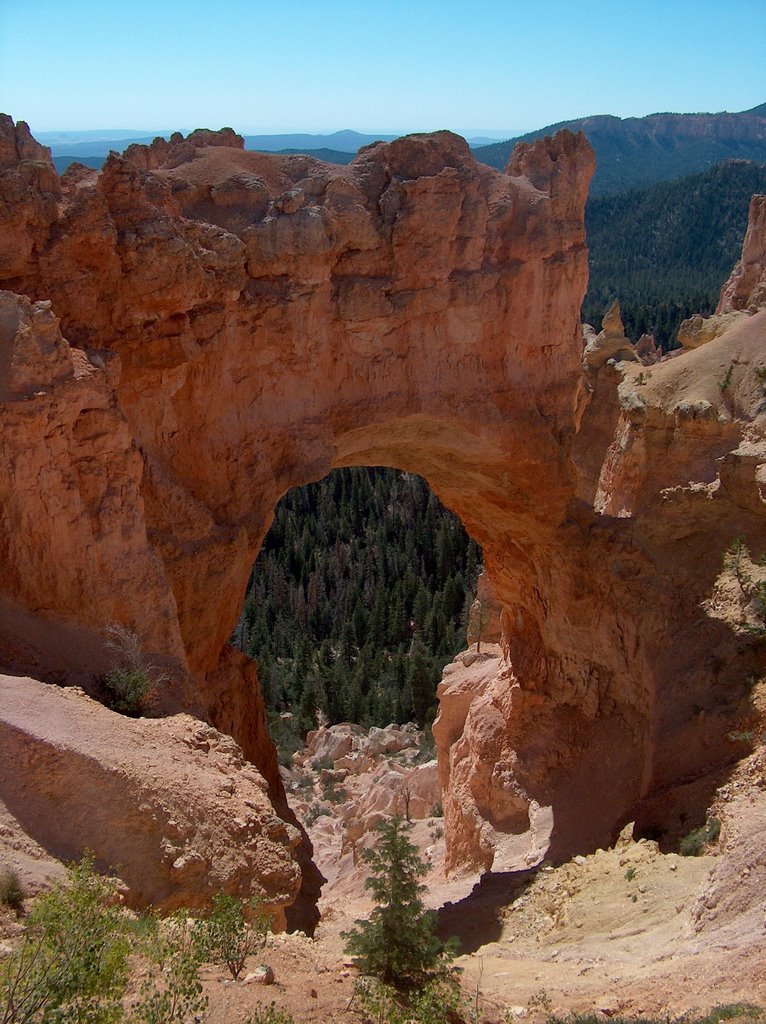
[1, 0, 764, 135]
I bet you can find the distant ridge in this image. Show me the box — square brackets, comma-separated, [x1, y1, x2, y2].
[473, 105, 766, 195]
[45, 134, 168, 158]
[52, 155, 105, 175]
[243, 129, 398, 152]
[43, 107, 766, 191]
[43, 129, 397, 163]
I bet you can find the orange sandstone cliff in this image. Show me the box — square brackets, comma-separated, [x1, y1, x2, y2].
[0, 113, 765, 914]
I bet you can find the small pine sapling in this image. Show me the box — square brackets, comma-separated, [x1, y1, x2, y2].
[342, 816, 457, 991]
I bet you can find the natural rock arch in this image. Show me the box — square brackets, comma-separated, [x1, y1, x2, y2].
[1, 116, 764, 898]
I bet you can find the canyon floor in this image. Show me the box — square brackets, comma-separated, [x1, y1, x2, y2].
[243, 651, 756, 1020]
[275, 691, 766, 1019]
[149, 737, 766, 1021]
[2, 661, 766, 1021]
[156, 686, 766, 1022]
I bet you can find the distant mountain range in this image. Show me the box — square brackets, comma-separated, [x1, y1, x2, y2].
[472, 103, 766, 195]
[41, 104, 766, 198]
[43, 128, 512, 173]
[243, 130, 398, 152]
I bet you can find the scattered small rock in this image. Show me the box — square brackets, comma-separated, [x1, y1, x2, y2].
[244, 965, 275, 985]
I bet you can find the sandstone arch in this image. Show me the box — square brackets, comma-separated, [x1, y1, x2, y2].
[1, 116, 764, 901]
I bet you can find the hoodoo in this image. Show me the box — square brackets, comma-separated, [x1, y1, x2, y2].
[1, 114, 765, 914]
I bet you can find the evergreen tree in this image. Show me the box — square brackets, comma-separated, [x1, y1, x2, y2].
[408, 637, 436, 727]
[232, 467, 482, 731]
[583, 159, 766, 348]
[341, 817, 455, 991]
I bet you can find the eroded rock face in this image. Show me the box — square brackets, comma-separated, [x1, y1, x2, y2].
[717, 193, 766, 313]
[0, 675, 301, 924]
[0, 115, 765, 888]
[582, 300, 639, 372]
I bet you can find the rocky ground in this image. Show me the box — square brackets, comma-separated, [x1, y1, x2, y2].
[200, 669, 766, 1019]
[265, 665, 766, 1020]
[2, 674, 766, 1021]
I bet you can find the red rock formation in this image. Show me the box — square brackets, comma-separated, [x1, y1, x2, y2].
[0, 113, 764, 893]
[635, 332, 661, 364]
[0, 675, 300, 923]
[717, 193, 766, 312]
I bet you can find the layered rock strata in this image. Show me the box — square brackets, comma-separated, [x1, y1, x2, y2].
[0, 113, 765, 891]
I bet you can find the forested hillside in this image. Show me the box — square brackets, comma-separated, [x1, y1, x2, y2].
[233, 468, 481, 735]
[473, 105, 766, 196]
[583, 159, 766, 345]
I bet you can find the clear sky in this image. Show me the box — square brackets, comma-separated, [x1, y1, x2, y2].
[1, 0, 764, 135]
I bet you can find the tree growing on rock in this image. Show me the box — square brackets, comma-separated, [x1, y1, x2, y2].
[341, 816, 456, 991]
[467, 598, 491, 653]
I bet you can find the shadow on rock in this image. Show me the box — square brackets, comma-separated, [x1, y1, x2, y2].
[436, 868, 537, 955]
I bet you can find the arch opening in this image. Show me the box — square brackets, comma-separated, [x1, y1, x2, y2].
[231, 465, 485, 746]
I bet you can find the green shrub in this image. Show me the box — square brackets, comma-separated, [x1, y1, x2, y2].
[680, 816, 721, 856]
[719, 364, 734, 390]
[199, 892, 270, 981]
[305, 803, 330, 826]
[354, 977, 462, 1024]
[101, 622, 161, 716]
[723, 540, 766, 637]
[311, 755, 334, 771]
[103, 666, 152, 716]
[0, 856, 210, 1024]
[1, 854, 131, 1024]
[323, 784, 348, 804]
[248, 1004, 295, 1024]
[0, 866, 24, 915]
[131, 912, 208, 1024]
[266, 711, 303, 767]
[696, 1006, 764, 1024]
[342, 816, 457, 991]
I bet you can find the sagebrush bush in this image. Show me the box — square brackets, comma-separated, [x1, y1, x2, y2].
[101, 622, 161, 716]
[680, 816, 721, 856]
[248, 1004, 295, 1024]
[103, 666, 152, 716]
[0, 865, 24, 915]
[200, 891, 270, 981]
